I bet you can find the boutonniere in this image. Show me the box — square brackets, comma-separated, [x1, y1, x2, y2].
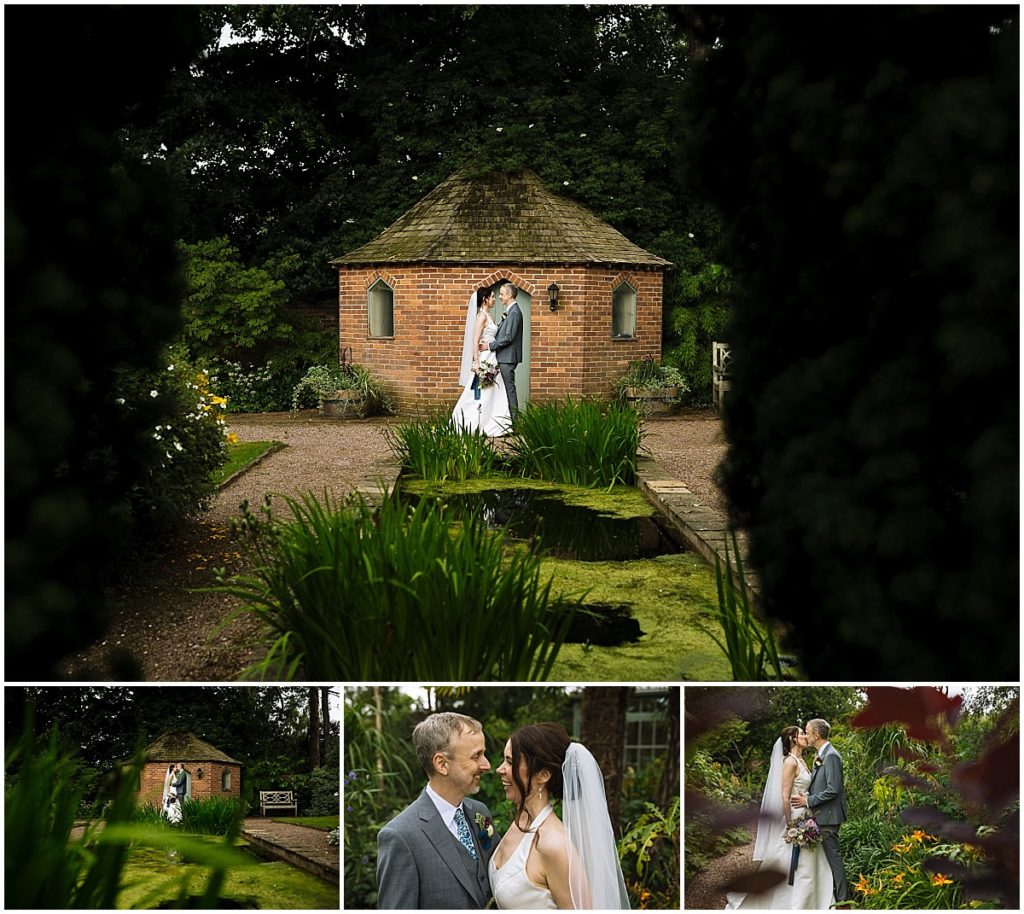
[475, 812, 495, 849]
[813, 755, 824, 768]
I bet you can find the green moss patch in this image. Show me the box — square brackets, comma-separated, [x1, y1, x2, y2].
[114, 842, 338, 910]
[543, 552, 731, 681]
[401, 477, 656, 518]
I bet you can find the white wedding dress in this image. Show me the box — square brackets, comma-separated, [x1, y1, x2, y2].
[452, 313, 512, 436]
[726, 759, 835, 910]
[489, 804, 558, 909]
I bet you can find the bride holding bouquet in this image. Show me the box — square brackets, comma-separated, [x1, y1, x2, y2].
[452, 289, 512, 436]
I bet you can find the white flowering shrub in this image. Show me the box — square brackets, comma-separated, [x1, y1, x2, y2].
[208, 359, 299, 413]
[115, 358, 230, 540]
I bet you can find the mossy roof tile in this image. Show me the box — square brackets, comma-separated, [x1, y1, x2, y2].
[332, 169, 671, 267]
[142, 731, 245, 765]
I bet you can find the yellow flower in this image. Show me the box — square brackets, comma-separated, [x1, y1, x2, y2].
[891, 872, 905, 886]
[911, 829, 935, 843]
[226, 432, 239, 445]
[931, 873, 953, 887]
[854, 874, 876, 895]
[210, 394, 228, 406]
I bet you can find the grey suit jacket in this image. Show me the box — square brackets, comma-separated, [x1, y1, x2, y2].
[376, 789, 495, 909]
[807, 742, 848, 826]
[488, 302, 523, 364]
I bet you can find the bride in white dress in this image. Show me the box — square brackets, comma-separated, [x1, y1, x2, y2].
[726, 726, 834, 910]
[488, 723, 630, 910]
[452, 289, 512, 436]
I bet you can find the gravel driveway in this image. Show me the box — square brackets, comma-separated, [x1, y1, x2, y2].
[59, 409, 727, 682]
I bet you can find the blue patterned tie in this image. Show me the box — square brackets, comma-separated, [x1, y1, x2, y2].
[453, 806, 478, 860]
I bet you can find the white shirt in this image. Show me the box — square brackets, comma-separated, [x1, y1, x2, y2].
[425, 784, 466, 842]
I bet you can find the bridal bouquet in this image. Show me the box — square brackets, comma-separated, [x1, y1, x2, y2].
[784, 816, 822, 885]
[784, 816, 823, 848]
[474, 351, 500, 388]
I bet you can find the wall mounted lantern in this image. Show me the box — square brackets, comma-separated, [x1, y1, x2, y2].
[548, 282, 560, 312]
[196, 767, 204, 780]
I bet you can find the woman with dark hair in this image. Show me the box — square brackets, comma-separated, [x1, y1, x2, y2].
[726, 725, 834, 909]
[488, 722, 629, 909]
[452, 287, 512, 436]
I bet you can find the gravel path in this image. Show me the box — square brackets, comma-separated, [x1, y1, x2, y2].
[685, 841, 758, 909]
[58, 409, 727, 682]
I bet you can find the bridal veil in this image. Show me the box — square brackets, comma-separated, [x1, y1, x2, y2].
[562, 741, 631, 909]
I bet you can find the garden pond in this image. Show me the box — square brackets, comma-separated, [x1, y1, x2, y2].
[399, 478, 732, 680]
[114, 838, 338, 909]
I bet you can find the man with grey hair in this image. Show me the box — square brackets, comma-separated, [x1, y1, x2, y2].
[792, 718, 850, 903]
[377, 712, 495, 909]
[481, 282, 524, 421]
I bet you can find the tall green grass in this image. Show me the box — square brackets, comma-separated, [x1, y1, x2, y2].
[5, 711, 250, 909]
[384, 412, 501, 481]
[217, 491, 576, 680]
[180, 797, 249, 835]
[704, 533, 786, 680]
[506, 398, 643, 488]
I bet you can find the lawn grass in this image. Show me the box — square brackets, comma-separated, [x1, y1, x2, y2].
[213, 440, 283, 486]
[114, 840, 338, 909]
[272, 815, 339, 830]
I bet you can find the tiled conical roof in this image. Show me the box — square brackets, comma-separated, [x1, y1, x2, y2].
[142, 731, 244, 766]
[331, 169, 671, 267]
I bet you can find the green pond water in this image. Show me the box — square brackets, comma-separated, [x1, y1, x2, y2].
[114, 841, 338, 910]
[400, 478, 731, 680]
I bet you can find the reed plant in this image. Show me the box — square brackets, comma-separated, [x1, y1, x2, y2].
[505, 398, 643, 488]
[180, 797, 248, 835]
[384, 412, 502, 481]
[704, 533, 785, 680]
[218, 491, 576, 680]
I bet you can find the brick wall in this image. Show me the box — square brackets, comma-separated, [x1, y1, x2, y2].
[136, 761, 242, 808]
[337, 264, 664, 413]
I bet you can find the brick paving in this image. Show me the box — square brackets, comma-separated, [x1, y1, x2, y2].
[241, 818, 339, 881]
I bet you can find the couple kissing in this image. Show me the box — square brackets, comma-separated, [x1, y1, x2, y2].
[376, 712, 629, 910]
[727, 718, 850, 910]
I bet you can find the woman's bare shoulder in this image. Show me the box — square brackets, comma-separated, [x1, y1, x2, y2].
[534, 812, 568, 862]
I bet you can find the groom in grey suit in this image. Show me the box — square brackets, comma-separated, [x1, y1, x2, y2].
[792, 718, 851, 903]
[376, 713, 496, 909]
[482, 282, 524, 419]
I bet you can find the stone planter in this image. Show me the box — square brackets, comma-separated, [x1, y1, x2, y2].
[321, 389, 366, 419]
[624, 385, 680, 415]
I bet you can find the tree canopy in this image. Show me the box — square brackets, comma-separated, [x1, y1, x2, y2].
[124, 3, 726, 383]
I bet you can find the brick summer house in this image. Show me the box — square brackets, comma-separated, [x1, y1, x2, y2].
[330, 169, 672, 413]
[135, 731, 243, 809]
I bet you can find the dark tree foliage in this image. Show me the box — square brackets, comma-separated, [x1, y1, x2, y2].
[4, 8, 208, 678]
[124, 4, 725, 394]
[4, 687, 331, 773]
[676, 6, 1018, 678]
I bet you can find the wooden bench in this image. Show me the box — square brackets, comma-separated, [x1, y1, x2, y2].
[712, 341, 732, 410]
[259, 790, 298, 817]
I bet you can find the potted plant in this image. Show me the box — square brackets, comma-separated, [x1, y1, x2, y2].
[612, 357, 689, 415]
[291, 362, 394, 418]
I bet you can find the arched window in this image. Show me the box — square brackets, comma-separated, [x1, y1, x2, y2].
[221, 769, 232, 791]
[612, 281, 637, 340]
[367, 278, 395, 338]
